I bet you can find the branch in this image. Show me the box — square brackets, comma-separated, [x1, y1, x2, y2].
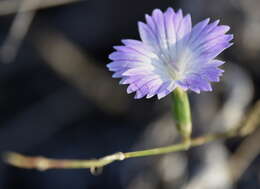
[0, 0, 40, 63]
[0, 0, 83, 16]
[3, 101, 260, 172]
[0, 0, 84, 63]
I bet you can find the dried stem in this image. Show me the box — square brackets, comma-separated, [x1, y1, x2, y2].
[0, 0, 83, 16]
[229, 100, 260, 181]
[0, 0, 83, 63]
[4, 101, 260, 172]
[0, 0, 40, 63]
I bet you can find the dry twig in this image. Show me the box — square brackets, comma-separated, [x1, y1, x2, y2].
[0, 0, 83, 16]
[229, 101, 260, 182]
[0, 0, 40, 63]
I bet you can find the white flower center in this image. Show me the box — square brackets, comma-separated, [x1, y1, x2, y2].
[165, 48, 193, 81]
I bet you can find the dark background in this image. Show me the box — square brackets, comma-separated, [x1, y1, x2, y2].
[0, 0, 260, 188]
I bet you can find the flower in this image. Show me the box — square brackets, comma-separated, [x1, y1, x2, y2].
[107, 8, 233, 99]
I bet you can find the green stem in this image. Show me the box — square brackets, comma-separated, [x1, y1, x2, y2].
[171, 88, 192, 146]
[124, 143, 188, 158]
[4, 101, 260, 172]
[3, 128, 239, 170]
[124, 129, 236, 159]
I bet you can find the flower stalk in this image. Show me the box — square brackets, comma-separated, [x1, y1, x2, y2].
[171, 88, 192, 148]
[4, 103, 260, 172]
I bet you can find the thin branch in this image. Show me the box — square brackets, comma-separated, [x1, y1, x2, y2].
[4, 152, 125, 171]
[3, 101, 260, 172]
[0, 0, 83, 16]
[229, 100, 260, 181]
[0, 0, 40, 63]
[0, 130, 240, 170]
[0, 0, 83, 63]
[229, 128, 260, 182]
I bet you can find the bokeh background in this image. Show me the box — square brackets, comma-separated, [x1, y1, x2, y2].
[0, 0, 260, 188]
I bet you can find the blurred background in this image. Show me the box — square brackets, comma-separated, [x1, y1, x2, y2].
[0, 0, 259, 188]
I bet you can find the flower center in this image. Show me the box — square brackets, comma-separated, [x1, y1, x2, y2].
[166, 60, 183, 80]
[166, 48, 193, 81]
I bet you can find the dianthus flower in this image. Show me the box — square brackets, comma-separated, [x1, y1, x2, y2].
[107, 8, 233, 99]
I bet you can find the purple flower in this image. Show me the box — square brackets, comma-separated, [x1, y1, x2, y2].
[107, 8, 233, 99]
